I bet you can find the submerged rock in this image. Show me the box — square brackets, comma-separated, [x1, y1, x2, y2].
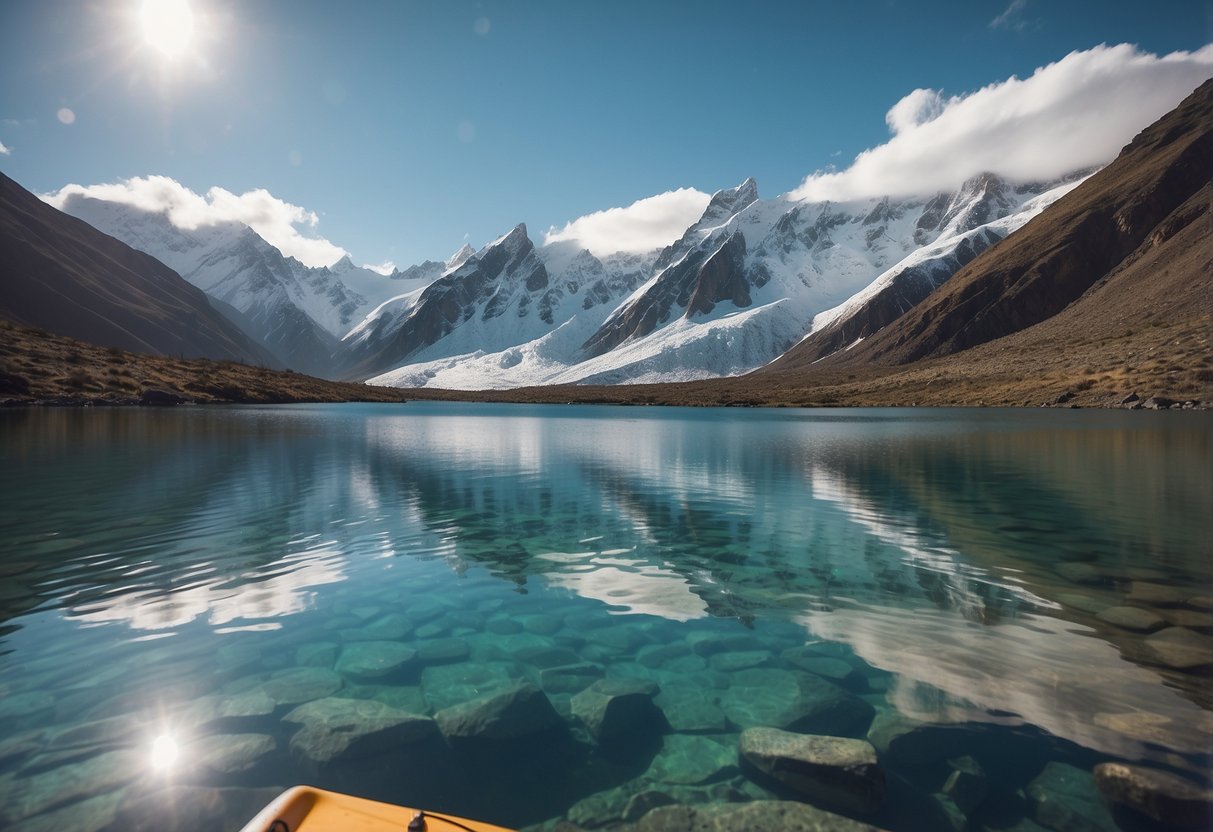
[610, 799, 889, 831]
[654, 686, 728, 733]
[722, 669, 874, 736]
[1142, 628, 1213, 669]
[645, 734, 737, 786]
[187, 733, 277, 777]
[334, 641, 417, 682]
[1094, 762, 1213, 830]
[1094, 606, 1166, 632]
[0, 749, 140, 826]
[942, 755, 989, 815]
[571, 678, 666, 750]
[262, 666, 343, 705]
[866, 711, 967, 765]
[739, 727, 886, 815]
[111, 785, 282, 832]
[421, 662, 520, 712]
[436, 681, 562, 741]
[1026, 762, 1116, 832]
[7, 790, 125, 832]
[178, 690, 276, 730]
[284, 697, 437, 767]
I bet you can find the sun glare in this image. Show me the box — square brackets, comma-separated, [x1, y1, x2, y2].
[140, 0, 195, 59]
[150, 733, 180, 771]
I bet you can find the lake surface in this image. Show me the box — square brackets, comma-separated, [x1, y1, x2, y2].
[0, 403, 1210, 832]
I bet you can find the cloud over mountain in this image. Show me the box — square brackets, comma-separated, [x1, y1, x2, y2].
[544, 187, 711, 257]
[43, 175, 347, 267]
[791, 43, 1213, 202]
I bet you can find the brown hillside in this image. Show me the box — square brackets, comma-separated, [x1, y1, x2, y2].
[767, 78, 1213, 372]
[0, 171, 276, 366]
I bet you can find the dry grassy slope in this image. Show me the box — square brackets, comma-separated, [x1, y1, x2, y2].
[0, 171, 276, 366]
[766, 78, 1213, 373]
[0, 320, 411, 405]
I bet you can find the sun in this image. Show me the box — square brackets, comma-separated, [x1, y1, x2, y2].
[140, 0, 195, 59]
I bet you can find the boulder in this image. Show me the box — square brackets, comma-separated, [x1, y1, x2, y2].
[571, 678, 666, 749]
[1127, 583, 1189, 607]
[1094, 762, 1213, 830]
[613, 799, 889, 831]
[111, 785, 282, 832]
[415, 637, 470, 665]
[539, 663, 605, 694]
[0, 749, 140, 826]
[334, 641, 417, 682]
[1143, 628, 1213, 670]
[186, 733, 277, 776]
[708, 650, 772, 672]
[340, 613, 412, 642]
[645, 734, 737, 786]
[781, 651, 866, 690]
[262, 666, 343, 705]
[436, 682, 562, 741]
[654, 686, 728, 733]
[942, 755, 988, 815]
[421, 662, 520, 712]
[1026, 762, 1116, 832]
[284, 697, 437, 767]
[866, 711, 967, 765]
[1095, 606, 1166, 632]
[739, 727, 886, 815]
[721, 669, 873, 736]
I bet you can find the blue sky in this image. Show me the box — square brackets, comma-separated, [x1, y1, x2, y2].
[1, 0, 1210, 269]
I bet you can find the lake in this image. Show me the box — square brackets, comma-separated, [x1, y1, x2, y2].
[1, 403, 1210, 831]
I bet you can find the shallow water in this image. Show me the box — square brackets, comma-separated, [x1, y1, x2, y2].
[0, 403, 1209, 831]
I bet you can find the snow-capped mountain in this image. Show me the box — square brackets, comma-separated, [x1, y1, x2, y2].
[54, 195, 433, 377]
[365, 172, 1085, 389]
[53, 166, 1091, 389]
[343, 224, 656, 381]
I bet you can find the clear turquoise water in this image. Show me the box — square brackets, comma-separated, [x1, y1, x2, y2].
[0, 403, 1209, 831]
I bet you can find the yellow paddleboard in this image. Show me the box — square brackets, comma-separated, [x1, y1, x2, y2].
[239, 786, 516, 832]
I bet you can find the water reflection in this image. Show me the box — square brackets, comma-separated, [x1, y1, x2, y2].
[0, 404, 1209, 830]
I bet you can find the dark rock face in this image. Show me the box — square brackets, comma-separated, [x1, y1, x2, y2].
[584, 231, 751, 357]
[739, 727, 886, 815]
[435, 681, 562, 742]
[652, 178, 759, 273]
[685, 232, 750, 318]
[1094, 762, 1213, 830]
[349, 224, 548, 375]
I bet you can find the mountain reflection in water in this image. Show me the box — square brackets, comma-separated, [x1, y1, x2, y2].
[0, 404, 1208, 831]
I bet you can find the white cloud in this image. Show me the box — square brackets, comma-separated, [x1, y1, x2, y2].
[791, 43, 1213, 203]
[990, 0, 1032, 31]
[364, 260, 396, 275]
[884, 88, 945, 135]
[44, 175, 347, 267]
[0, 139, 10, 155]
[544, 188, 711, 256]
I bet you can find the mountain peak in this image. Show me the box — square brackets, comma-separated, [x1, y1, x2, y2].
[700, 178, 760, 227]
[446, 243, 476, 270]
